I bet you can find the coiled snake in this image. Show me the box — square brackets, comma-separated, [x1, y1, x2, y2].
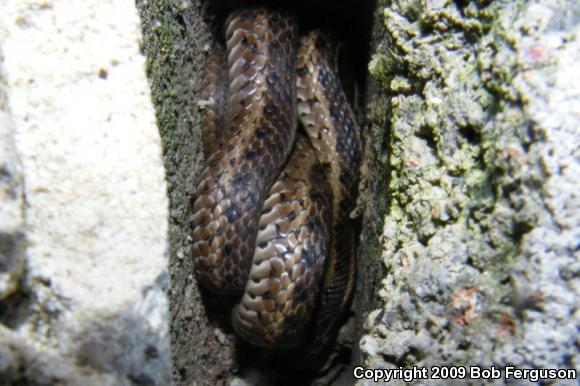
[192, 8, 361, 353]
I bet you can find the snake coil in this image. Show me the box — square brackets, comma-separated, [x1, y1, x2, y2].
[193, 8, 361, 353]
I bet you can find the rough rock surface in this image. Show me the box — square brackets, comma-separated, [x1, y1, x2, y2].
[0, 79, 24, 301]
[357, 0, 579, 384]
[0, 0, 171, 384]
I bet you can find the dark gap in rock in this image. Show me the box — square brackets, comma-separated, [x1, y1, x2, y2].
[512, 220, 533, 247]
[453, 0, 471, 10]
[501, 181, 517, 202]
[457, 339, 472, 351]
[459, 123, 481, 146]
[521, 121, 538, 152]
[209, 0, 374, 111]
[416, 124, 438, 152]
[176, 13, 187, 32]
[0, 286, 33, 328]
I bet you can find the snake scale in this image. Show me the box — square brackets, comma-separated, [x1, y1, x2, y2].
[192, 7, 361, 353]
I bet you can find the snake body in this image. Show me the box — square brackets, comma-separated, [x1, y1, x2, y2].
[193, 8, 361, 351]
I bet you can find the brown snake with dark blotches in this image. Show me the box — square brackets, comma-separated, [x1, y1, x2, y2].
[192, 8, 361, 353]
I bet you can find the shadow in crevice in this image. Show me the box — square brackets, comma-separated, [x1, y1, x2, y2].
[208, 0, 375, 105]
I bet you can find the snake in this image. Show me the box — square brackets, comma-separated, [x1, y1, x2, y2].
[192, 7, 361, 353]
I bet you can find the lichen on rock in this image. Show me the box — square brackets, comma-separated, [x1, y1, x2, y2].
[358, 0, 579, 383]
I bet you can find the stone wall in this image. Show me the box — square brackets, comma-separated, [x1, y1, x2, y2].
[0, 1, 171, 384]
[357, 1, 579, 384]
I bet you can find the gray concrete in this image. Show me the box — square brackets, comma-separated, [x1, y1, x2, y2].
[357, 0, 579, 384]
[0, 0, 171, 384]
[0, 81, 24, 301]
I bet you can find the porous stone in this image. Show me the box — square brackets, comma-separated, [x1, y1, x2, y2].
[357, 0, 579, 384]
[0, 93, 24, 301]
[0, 0, 171, 384]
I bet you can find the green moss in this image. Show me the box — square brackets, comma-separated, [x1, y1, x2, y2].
[138, 0, 200, 148]
[369, 53, 396, 88]
[369, 0, 535, 325]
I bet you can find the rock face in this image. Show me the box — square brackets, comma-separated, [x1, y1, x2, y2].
[0, 84, 24, 303]
[357, 0, 579, 384]
[0, 1, 171, 384]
